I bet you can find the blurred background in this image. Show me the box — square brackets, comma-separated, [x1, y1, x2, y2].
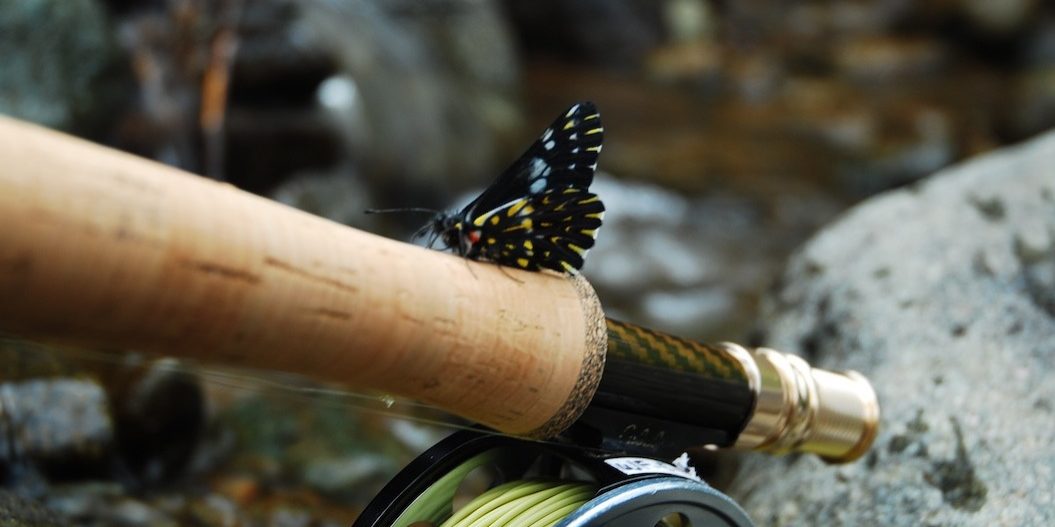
[3, 0, 1055, 524]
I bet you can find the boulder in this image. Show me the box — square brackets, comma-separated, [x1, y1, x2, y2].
[727, 130, 1055, 524]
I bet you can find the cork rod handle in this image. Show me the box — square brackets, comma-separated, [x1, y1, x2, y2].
[0, 116, 608, 438]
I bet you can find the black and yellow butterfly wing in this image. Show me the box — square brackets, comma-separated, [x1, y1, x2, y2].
[460, 102, 604, 220]
[425, 101, 606, 274]
[466, 187, 605, 273]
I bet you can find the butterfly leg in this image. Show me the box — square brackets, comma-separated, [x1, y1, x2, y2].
[458, 235, 479, 279]
[478, 243, 523, 284]
[462, 254, 478, 279]
[495, 262, 524, 284]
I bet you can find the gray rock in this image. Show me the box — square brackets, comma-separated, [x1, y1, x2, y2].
[0, 379, 113, 468]
[726, 130, 1055, 524]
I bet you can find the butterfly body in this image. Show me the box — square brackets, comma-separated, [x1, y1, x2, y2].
[425, 102, 606, 274]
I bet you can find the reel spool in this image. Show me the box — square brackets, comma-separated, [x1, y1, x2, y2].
[354, 429, 754, 527]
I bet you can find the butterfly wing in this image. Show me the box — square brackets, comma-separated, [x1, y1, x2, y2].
[460, 102, 604, 218]
[467, 187, 605, 273]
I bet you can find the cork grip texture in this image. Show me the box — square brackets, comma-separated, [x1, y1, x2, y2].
[0, 116, 606, 437]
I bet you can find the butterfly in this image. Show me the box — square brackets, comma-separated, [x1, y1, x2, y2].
[419, 102, 606, 274]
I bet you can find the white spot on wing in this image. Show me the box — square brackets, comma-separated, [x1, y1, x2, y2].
[529, 157, 549, 193]
[542, 128, 553, 141]
[544, 140, 555, 150]
[530, 178, 546, 193]
[529, 158, 549, 177]
[570, 133, 577, 141]
[566, 104, 580, 117]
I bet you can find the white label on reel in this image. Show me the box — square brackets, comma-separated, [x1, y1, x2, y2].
[604, 455, 701, 481]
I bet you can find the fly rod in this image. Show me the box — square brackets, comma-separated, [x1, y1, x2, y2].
[0, 115, 877, 463]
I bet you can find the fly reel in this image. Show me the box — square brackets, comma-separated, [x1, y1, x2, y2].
[353, 428, 754, 527]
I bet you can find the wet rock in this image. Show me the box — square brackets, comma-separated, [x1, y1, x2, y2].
[727, 129, 1055, 524]
[0, 0, 130, 135]
[0, 379, 113, 475]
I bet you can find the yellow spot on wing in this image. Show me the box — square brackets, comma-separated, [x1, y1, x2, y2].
[584, 113, 600, 120]
[563, 119, 576, 130]
[524, 240, 533, 250]
[490, 216, 500, 226]
[521, 205, 534, 215]
[585, 127, 603, 135]
[507, 199, 527, 216]
[568, 244, 585, 255]
[586, 146, 602, 152]
[503, 218, 532, 233]
[586, 212, 604, 219]
[516, 258, 529, 268]
[582, 229, 597, 237]
[487, 237, 496, 245]
[561, 261, 575, 272]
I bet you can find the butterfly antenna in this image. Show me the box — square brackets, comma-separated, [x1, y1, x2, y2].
[364, 207, 440, 215]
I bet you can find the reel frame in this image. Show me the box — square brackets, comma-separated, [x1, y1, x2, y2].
[354, 428, 754, 527]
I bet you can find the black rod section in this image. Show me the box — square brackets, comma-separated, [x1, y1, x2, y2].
[570, 319, 756, 456]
